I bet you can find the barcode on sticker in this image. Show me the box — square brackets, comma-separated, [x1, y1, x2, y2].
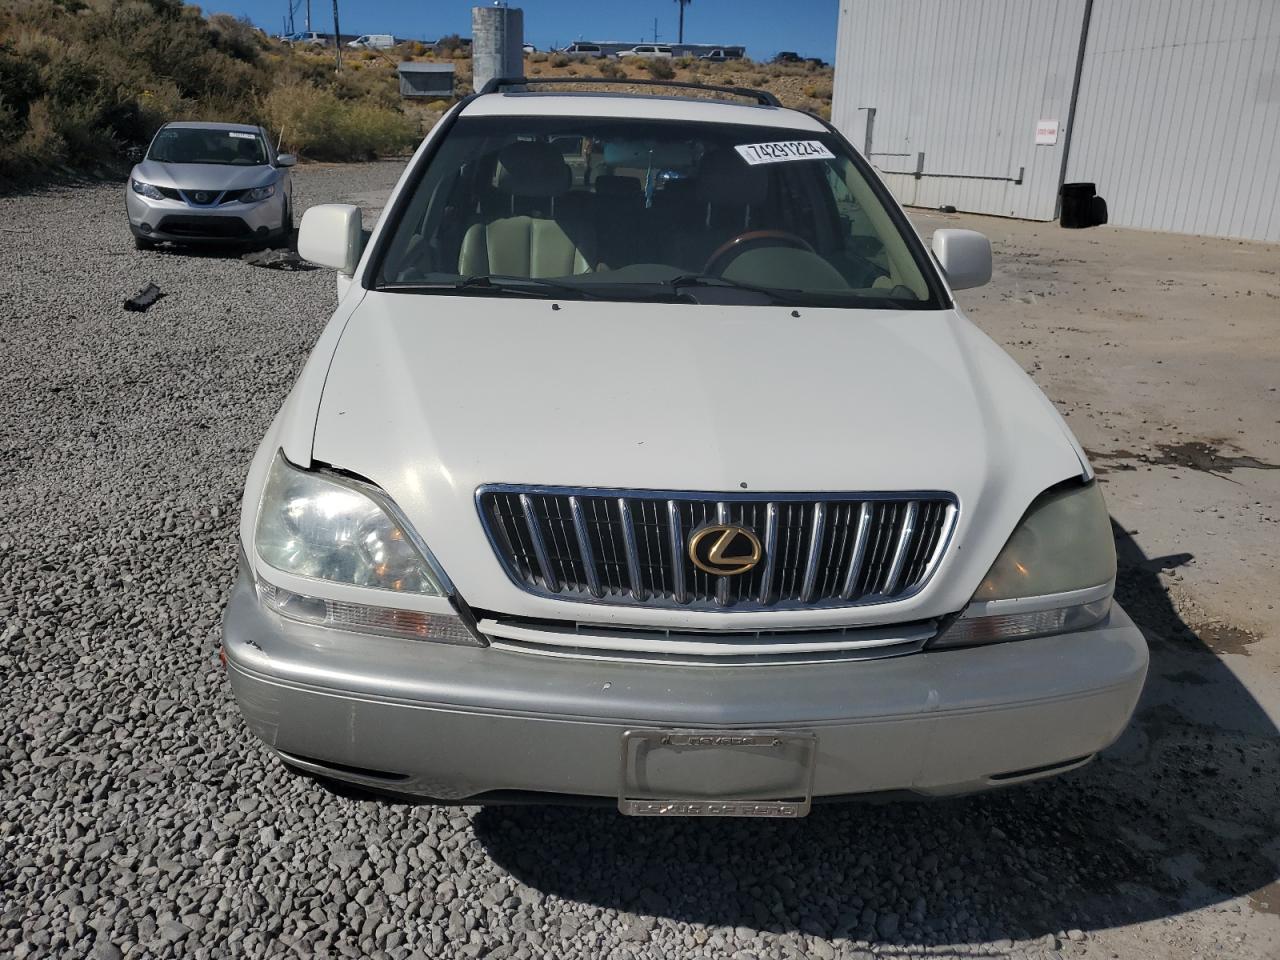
[735, 141, 835, 165]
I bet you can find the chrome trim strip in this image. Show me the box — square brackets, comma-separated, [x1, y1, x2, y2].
[479, 483, 956, 503]
[518, 493, 559, 593]
[617, 498, 646, 601]
[667, 500, 687, 605]
[715, 502, 731, 607]
[568, 496, 602, 599]
[918, 502, 957, 587]
[839, 502, 873, 600]
[959, 580, 1115, 619]
[799, 501, 826, 603]
[480, 617, 936, 657]
[758, 502, 778, 604]
[881, 500, 918, 595]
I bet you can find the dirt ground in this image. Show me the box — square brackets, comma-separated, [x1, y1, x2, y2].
[909, 208, 1280, 957]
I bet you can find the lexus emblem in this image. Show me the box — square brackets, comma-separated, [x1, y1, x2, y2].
[688, 524, 763, 576]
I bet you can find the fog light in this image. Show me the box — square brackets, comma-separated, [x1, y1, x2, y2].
[255, 225, 269, 236]
[257, 579, 480, 645]
[139, 223, 153, 233]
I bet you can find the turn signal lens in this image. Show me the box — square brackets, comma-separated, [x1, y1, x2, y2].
[257, 579, 479, 645]
[933, 598, 1111, 649]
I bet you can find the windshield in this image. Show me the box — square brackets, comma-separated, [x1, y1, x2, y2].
[373, 115, 944, 308]
[148, 128, 269, 166]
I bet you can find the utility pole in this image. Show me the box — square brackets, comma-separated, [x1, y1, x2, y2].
[306, 0, 311, 31]
[332, 0, 341, 70]
[675, 0, 691, 44]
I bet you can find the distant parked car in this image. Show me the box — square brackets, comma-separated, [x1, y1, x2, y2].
[283, 31, 328, 46]
[125, 122, 294, 249]
[523, 43, 537, 55]
[699, 48, 744, 62]
[347, 34, 395, 50]
[805, 57, 828, 67]
[561, 42, 604, 58]
[618, 44, 673, 59]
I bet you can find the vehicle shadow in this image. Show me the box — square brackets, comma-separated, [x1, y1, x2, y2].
[140, 229, 300, 261]
[471, 524, 1280, 945]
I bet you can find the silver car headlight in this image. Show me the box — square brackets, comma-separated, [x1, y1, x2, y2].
[131, 178, 165, 200]
[255, 452, 444, 593]
[240, 183, 276, 202]
[253, 454, 480, 644]
[933, 481, 1116, 648]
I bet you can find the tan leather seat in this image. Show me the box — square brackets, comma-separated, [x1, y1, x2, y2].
[458, 141, 596, 278]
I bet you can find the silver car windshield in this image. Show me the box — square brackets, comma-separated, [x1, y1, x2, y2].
[374, 115, 944, 309]
[148, 128, 268, 166]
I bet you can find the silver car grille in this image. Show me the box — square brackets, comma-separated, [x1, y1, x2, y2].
[477, 486, 957, 610]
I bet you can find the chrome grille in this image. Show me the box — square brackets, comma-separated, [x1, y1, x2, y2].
[477, 487, 956, 610]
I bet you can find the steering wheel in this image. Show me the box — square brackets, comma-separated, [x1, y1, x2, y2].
[703, 229, 815, 276]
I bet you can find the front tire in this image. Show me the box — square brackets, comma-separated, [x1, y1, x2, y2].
[270, 200, 293, 249]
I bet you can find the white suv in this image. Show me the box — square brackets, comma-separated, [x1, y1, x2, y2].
[223, 79, 1147, 817]
[619, 44, 674, 59]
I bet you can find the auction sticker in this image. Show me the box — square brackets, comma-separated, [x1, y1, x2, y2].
[735, 140, 835, 165]
[228, 132, 256, 139]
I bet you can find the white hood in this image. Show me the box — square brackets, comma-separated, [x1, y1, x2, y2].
[306, 294, 1087, 628]
[132, 160, 277, 192]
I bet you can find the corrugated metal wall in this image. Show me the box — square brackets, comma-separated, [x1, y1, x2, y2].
[832, 0, 1087, 221]
[832, 0, 1280, 241]
[1066, 0, 1280, 242]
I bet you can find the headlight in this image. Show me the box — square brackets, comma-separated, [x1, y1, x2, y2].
[131, 178, 165, 200]
[254, 453, 445, 595]
[240, 183, 276, 202]
[933, 482, 1116, 648]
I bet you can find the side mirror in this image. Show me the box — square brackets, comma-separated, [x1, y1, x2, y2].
[298, 203, 363, 275]
[931, 229, 992, 290]
[276, 153, 297, 167]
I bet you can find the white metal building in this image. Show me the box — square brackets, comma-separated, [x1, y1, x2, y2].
[832, 0, 1280, 242]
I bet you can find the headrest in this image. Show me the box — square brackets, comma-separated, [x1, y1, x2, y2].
[495, 141, 571, 197]
[695, 149, 769, 207]
[594, 174, 642, 197]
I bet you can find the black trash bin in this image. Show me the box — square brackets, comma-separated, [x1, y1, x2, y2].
[1060, 182, 1097, 228]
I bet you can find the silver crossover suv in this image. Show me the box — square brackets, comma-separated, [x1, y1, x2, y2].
[222, 78, 1148, 817]
[125, 122, 294, 249]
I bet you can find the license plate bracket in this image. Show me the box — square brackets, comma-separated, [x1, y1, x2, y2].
[618, 729, 816, 818]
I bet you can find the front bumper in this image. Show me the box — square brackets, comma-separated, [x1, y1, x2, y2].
[125, 189, 285, 243]
[222, 572, 1148, 803]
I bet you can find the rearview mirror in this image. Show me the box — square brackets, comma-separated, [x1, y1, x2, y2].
[298, 203, 363, 276]
[931, 229, 992, 291]
[276, 153, 297, 167]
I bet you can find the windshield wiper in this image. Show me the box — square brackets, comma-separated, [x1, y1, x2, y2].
[667, 274, 915, 309]
[667, 273, 807, 303]
[379, 275, 599, 300]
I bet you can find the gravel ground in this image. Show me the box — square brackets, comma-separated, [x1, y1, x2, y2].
[2, 163, 1277, 960]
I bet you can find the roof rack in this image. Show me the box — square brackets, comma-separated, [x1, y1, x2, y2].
[477, 76, 781, 108]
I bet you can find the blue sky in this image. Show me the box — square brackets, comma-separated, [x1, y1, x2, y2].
[216, 0, 841, 61]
